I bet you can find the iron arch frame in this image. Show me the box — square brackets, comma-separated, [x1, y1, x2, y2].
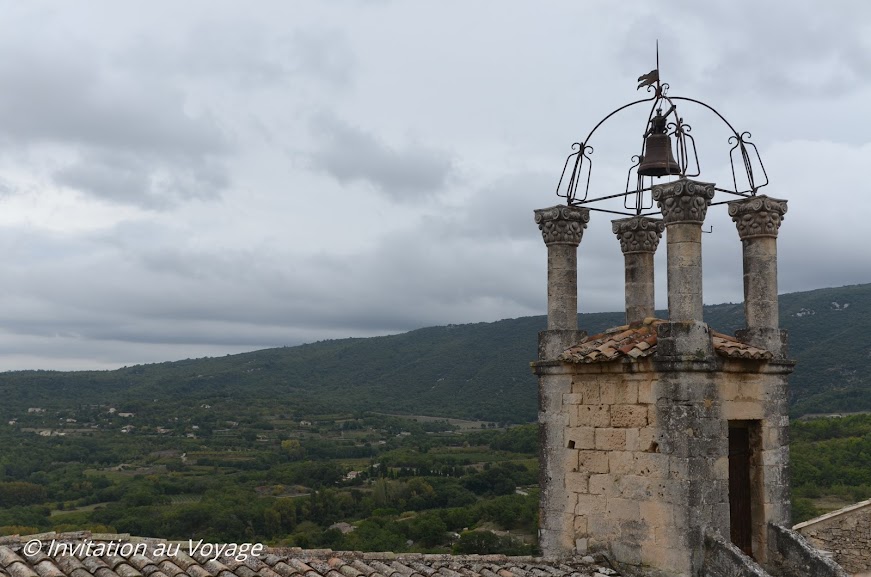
[556, 80, 768, 217]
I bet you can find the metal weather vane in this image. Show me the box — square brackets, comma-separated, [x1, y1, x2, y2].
[636, 69, 659, 91]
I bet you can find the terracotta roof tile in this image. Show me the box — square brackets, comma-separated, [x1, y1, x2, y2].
[406, 562, 437, 577]
[351, 560, 379, 576]
[559, 318, 774, 363]
[0, 550, 24, 569]
[710, 332, 773, 360]
[0, 534, 615, 577]
[8, 563, 39, 577]
[34, 559, 67, 577]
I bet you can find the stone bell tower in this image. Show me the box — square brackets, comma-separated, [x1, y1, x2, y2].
[533, 180, 794, 576]
[528, 66, 835, 577]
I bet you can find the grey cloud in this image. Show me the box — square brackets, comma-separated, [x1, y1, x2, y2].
[120, 21, 355, 90]
[676, 1, 871, 99]
[289, 29, 356, 89]
[611, 1, 871, 104]
[54, 149, 228, 210]
[0, 23, 231, 208]
[450, 172, 555, 241]
[0, 1, 868, 373]
[0, 47, 228, 155]
[0, 177, 14, 198]
[309, 114, 455, 202]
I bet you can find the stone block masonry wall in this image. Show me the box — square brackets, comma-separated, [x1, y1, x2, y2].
[565, 368, 695, 575]
[652, 367, 730, 574]
[794, 498, 871, 575]
[561, 363, 794, 575]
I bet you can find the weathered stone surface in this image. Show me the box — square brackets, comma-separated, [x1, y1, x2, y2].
[611, 216, 664, 254]
[577, 450, 610, 473]
[610, 405, 648, 428]
[565, 427, 595, 450]
[636, 379, 658, 404]
[536, 371, 574, 557]
[768, 523, 850, 577]
[535, 205, 590, 333]
[664, 225, 704, 322]
[579, 379, 601, 404]
[608, 451, 635, 476]
[539, 330, 586, 361]
[565, 471, 591, 494]
[703, 530, 773, 577]
[623, 252, 655, 325]
[625, 426, 658, 452]
[588, 473, 614, 496]
[613, 380, 639, 404]
[652, 179, 714, 324]
[654, 321, 714, 361]
[576, 404, 611, 428]
[726, 195, 789, 358]
[534, 205, 590, 246]
[652, 178, 715, 225]
[594, 427, 627, 450]
[794, 499, 871, 575]
[545, 244, 579, 331]
[728, 195, 787, 240]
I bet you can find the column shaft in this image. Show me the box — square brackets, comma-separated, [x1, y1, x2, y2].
[612, 216, 663, 325]
[625, 251, 655, 323]
[666, 223, 704, 322]
[547, 244, 578, 330]
[652, 178, 715, 323]
[743, 236, 779, 329]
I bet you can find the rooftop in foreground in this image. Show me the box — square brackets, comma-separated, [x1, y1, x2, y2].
[0, 532, 622, 577]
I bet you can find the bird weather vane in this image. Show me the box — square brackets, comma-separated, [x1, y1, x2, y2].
[637, 40, 662, 94]
[637, 69, 659, 91]
[555, 45, 768, 216]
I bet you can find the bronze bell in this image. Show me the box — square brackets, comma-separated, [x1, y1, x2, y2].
[638, 134, 680, 177]
[638, 108, 680, 177]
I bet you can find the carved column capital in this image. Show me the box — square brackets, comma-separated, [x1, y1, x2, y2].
[651, 178, 715, 225]
[611, 216, 665, 254]
[728, 195, 788, 240]
[534, 205, 590, 246]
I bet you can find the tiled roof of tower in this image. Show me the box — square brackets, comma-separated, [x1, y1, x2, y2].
[0, 533, 620, 577]
[559, 318, 773, 364]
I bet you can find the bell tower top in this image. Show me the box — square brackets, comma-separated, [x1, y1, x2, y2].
[530, 51, 811, 577]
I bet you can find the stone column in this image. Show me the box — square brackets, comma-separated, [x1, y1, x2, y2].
[534, 206, 590, 359]
[652, 178, 715, 322]
[652, 178, 715, 361]
[534, 205, 590, 330]
[728, 195, 788, 356]
[612, 216, 664, 325]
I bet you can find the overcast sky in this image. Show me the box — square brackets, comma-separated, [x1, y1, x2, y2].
[0, 1, 868, 371]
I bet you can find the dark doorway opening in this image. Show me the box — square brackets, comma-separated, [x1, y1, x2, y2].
[729, 422, 754, 556]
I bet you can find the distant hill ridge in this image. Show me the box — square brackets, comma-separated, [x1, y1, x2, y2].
[1, 283, 869, 423]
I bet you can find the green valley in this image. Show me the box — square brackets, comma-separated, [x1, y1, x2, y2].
[1, 282, 870, 550]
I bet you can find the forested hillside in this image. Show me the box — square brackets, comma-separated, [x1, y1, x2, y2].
[1, 279, 870, 547]
[1, 283, 869, 424]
